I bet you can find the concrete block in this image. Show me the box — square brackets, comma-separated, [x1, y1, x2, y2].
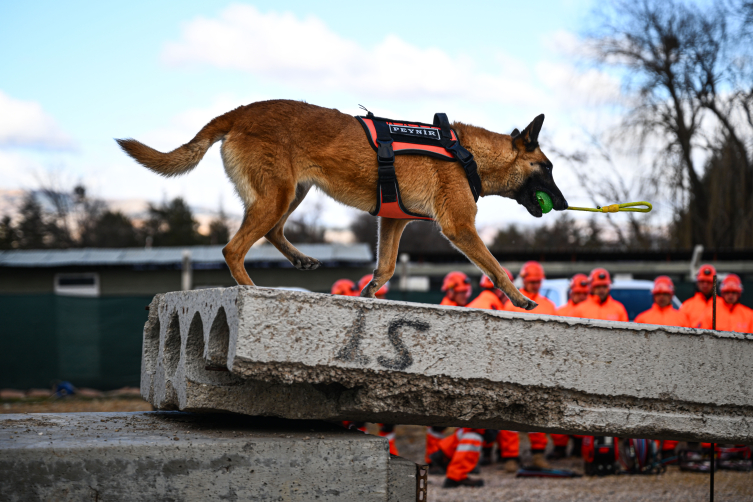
[0, 412, 418, 502]
[142, 287, 753, 444]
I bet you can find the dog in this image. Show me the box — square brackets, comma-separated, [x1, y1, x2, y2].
[116, 100, 567, 310]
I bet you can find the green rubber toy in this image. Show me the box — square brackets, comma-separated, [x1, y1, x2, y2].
[536, 191, 553, 214]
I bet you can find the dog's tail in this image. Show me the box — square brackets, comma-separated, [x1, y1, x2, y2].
[115, 106, 243, 177]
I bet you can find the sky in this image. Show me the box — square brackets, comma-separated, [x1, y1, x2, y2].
[0, 0, 634, 230]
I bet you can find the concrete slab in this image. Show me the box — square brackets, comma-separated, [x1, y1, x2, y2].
[0, 412, 417, 502]
[142, 287, 753, 444]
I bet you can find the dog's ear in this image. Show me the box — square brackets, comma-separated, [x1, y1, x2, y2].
[512, 114, 544, 152]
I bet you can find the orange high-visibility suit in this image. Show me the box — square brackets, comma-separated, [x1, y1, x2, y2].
[425, 426, 446, 464]
[439, 428, 484, 481]
[498, 430, 520, 459]
[556, 300, 580, 317]
[699, 298, 753, 333]
[634, 304, 691, 327]
[680, 292, 713, 328]
[378, 424, 399, 456]
[572, 295, 628, 322]
[504, 288, 557, 315]
[467, 290, 505, 310]
[440, 297, 459, 307]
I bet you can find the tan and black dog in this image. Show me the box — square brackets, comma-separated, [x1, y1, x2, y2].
[116, 100, 567, 310]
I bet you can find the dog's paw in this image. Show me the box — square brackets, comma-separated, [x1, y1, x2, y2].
[294, 256, 322, 270]
[523, 299, 538, 311]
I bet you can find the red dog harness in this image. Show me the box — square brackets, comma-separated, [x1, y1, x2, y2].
[356, 111, 482, 220]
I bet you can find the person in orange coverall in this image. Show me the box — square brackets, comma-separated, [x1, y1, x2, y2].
[430, 428, 486, 488]
[426, 271, 472, 470]
[504, 261, 557, 315]
[500, 262, 556, 469]
[571, 268, 628, 322]
[700, 274, 753, 333]
[634, 276, 691, 458]
[331, 279, 358, 296]
[680, 264, 717, 327]
[556, 274, 590, 317]
[467, 270, 512, 310]
[634, 276, 690, 327]
[440, 271, 473, 306]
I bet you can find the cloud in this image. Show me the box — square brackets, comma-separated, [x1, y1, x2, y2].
[162, 4, 538, 105]
[0, 90, 75, 150]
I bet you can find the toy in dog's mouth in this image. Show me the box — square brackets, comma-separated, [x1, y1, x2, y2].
[516, 184, 568, 218]
[536, 191, 553, 214]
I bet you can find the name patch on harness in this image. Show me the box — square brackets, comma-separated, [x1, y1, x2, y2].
[388, 123, 441, 139]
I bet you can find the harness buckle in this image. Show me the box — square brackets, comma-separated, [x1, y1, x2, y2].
[377, 139, 394, 164]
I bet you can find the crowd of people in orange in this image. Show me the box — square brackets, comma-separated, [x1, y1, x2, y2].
[333, 266, 752, 488]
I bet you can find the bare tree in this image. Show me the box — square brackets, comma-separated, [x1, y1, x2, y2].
[586, 0, 753, 247]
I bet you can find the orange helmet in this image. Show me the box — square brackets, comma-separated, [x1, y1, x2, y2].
[588, 268, 611, 288]
[652, 276, 675, 295]
[696, 264, 716, 283]
[441, 271, 471, 292]
[519, 261, 545, 282]
[569, 273, 590, 294]
[331, 279, 357, 296]
[479, 268, 512, 289]
[358, 274, 389, 298]
[720, 274, 743, 294]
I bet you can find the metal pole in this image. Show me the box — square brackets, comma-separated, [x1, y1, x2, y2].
[182, 250, 192, 291]
[710, 274, 717, 502]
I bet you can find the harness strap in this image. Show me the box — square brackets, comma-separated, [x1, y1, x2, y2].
[433, 113, 482, 201]
[373, 120, 398, 204]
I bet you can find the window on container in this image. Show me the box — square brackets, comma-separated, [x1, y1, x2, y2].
[54, 273, 100, 297]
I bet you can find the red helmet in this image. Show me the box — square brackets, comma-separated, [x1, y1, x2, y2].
[696, 264, 716, 283]
[358, 274, 389, 298]
[331, 279, 357, 296]
[479, 268, 513, 289]
[588, 268, 611, 288]
[441, 271, 471, 292]
[519, 261, 545, 282]
[652, 276, 675, 295]
[720, 274, 743, 294]
[569, 273, 590, 294]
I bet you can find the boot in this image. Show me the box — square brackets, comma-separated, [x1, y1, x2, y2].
[501, 458, 520, 473]
[428, 450, 448, 475]
[531, 452, 551, 470]
[442, 477, 485, 488]
[479, 446, 494, 466]
[547, 445, 567, 460]
[570, 437, 583, 458]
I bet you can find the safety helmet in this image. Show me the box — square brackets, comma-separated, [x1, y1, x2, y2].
[519, 261, 545, 282]
[588, 268, 611, 288]
[331, 279, 357, 296]
[696, 264, 716, 283]
[569, 273, 590, 294]
[652, 276, 675, 295]
[720, 274, 743, 294]
[358, 274, 389, 298]
[479, 268, 513, 289]
[441, 271, 471, 292]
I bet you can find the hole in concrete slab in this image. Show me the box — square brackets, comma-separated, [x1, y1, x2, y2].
[185, 312, 205, 374]
[164, 311, 181, 378]
[208, 307, 230, 368]
[143, 310, 161, 375]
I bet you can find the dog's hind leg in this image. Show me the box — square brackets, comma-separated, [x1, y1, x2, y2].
[438, 214, 537, 311]
[222, 185, 297, 286]
[265, 183, 323, 271]
[360, 218, 411, 298]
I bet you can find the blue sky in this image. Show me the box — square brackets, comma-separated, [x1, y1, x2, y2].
[1, 0, 626, 229]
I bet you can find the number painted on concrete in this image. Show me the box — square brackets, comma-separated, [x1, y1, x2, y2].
[335, 312, 428, 371]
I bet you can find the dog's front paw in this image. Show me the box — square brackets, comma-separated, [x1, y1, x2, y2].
[294, 256, 322, 270]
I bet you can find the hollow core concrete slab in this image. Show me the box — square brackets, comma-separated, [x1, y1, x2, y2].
[142, 287, 753, 444]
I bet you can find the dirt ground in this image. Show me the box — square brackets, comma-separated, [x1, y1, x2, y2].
[387, 425, 753, 502]
[1, 396, 153, 414]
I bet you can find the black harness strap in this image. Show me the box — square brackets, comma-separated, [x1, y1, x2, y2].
[373, 119, 398, 205]
[433, 113, 482, 202]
